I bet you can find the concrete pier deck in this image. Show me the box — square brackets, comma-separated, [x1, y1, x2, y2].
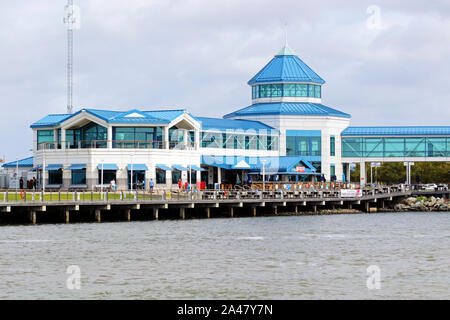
[0, 187, 448, 224]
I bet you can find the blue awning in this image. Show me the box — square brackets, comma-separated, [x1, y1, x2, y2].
[127, 164, 148, 171]
[156, 164, 172, 171]
[172, 164, 188, 171]
[66, 164, 87, 170]
[45, 164, 63, 171]
[189, 165, 207, 172]
[97, 163, 119, 170]
[32, 164, 42, 171]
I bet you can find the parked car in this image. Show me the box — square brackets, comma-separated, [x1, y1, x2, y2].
[423, 184, 437, 191]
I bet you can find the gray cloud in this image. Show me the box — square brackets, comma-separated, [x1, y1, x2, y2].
[0, 0, 449, 160]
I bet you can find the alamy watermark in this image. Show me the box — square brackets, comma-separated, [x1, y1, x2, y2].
[366, 265, 381, 290]
[366, 5, 382, 30]
[66, 265, 81, 290]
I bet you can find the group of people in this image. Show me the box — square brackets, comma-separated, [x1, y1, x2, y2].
[20, 177, 37, 190]
[107, 178, 155, 193]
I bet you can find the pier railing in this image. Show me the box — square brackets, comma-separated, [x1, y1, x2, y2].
[2, 185, 439, 203]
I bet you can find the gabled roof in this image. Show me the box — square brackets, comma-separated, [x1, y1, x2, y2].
[223, 102, 351, 119]
[195, 116, 277, 132]
[31, 114, 72, 128]
[248, 45, 325, 85]
[341, 126, 450, 136]
[2, 156, 33, 168]
[30, 108, 190, 128]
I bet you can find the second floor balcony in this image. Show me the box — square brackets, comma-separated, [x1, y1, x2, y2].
[37, 140, 197, 151]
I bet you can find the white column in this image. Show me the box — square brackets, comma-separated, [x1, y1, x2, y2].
[360, 161, 366, 187]
[53, 129, 58, 149]
[164, 127, 169, 149]
[217, 167, 222, 186]
[107, 126, 113, 149]
[183, 130, 188, 150]
[194, 130, 200, 150]
[61, 129, 66, 150]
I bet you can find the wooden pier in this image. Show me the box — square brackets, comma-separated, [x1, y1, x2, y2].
[0, 187, 448, 225]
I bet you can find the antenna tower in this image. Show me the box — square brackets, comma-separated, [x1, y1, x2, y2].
[64, 0, 76, 114]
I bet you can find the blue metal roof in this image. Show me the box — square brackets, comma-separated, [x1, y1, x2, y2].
[2, 156, 34, 168]
[248, 46, 325, 85]
[30, 108, 186, 128]
[341, 126, 450, 136]
[31, 114, 72, 128]
[144, 110, 186, 122]
[224, 103, 351, 119]
[195, 117, 277, 132]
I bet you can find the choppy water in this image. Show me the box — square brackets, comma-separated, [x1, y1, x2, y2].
[0, 212, 449, 299]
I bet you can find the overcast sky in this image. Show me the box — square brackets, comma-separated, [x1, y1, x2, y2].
[1, 0, 449, 161]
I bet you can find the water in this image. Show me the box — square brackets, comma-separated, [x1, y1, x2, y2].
[0, 212, 449, 299]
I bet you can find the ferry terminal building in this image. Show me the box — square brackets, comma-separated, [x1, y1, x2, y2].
[13, 45, 450, 190]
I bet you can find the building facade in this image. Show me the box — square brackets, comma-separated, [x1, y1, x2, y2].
[16, 45, 450, 190]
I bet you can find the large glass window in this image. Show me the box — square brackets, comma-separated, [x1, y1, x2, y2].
[37, 130, 54, 149]
[201, 132, 278, 151]
[127, 170, 145, 190]
[98, 170, 117, 185]
[342, 137, 450, 158]
[286, 135, 320, 156]
[252, 83, 321, 99]
[311, 137, 321, 156]
[48, 169, 62, 185]
[364, 138, 383, 157]
[330, 164, 336, 180]
[156, 169, 166, 184]
[71, 169, 86, 185]
[172, 170, 182, 184]
[330, 136, 335, 156]
[114, 127, 163, 148]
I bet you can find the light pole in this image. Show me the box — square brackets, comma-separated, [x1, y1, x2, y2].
[130, 154, 134, 192]
[261, 159, 267, 192]
[42, 144, 46, 192]
[100, 159, 104, 199]
[15, 158, 19, 192]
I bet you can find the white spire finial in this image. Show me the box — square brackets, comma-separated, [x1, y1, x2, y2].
[284, 23, 289, 47]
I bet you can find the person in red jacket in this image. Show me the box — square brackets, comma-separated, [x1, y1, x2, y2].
[178, 179, 182, 191]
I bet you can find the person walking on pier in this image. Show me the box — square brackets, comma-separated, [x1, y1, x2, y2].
[149, 179, 154, 194]
[19, 177, 24, 190]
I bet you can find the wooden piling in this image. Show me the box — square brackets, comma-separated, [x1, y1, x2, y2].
[64, 210, 69, 224]
[205, 207, 210, 219]
[180, 208, 185, 220]
[124, 209, 131, 221]
[29, 211, 36, 225]
[252, 207, 256, 217]
[153, 208, 159, 220]
[95, 209, 101, 223]
[230, 207, 234, 218]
